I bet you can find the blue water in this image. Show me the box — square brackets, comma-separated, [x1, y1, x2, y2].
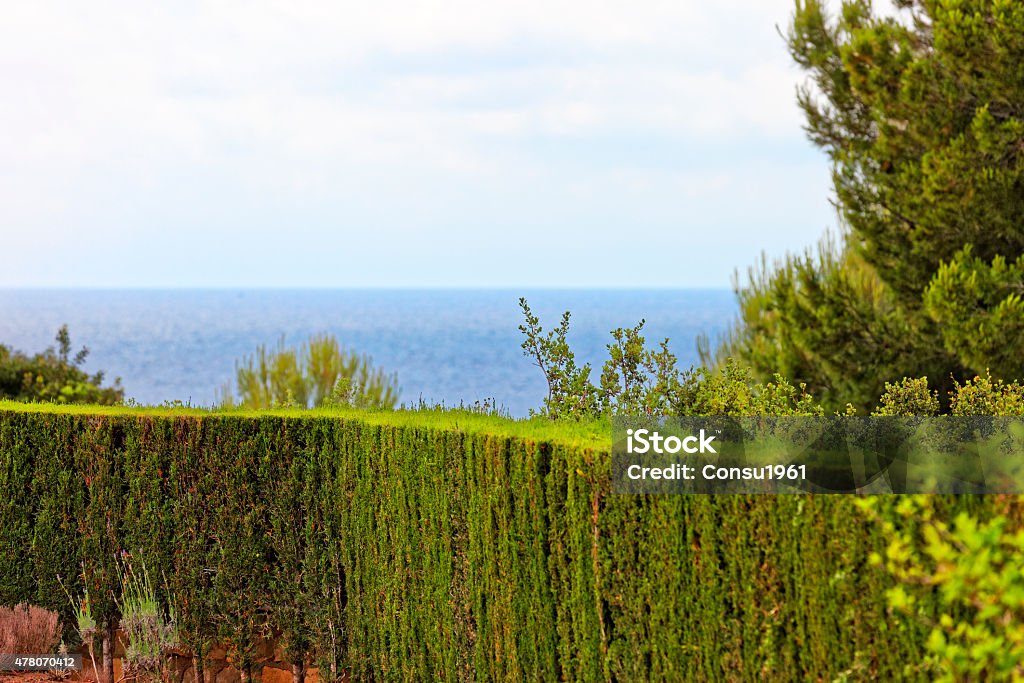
[0, 289, 736, 417]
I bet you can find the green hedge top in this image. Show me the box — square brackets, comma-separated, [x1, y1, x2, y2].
[0, 400, 610, 450]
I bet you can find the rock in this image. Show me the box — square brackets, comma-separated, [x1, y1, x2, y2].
[259, 666, 292, 683]
[204, 658, 227, 683]
[215, 665, 241, 683]
[163, 655, 189, 683]
[254, 639, 277, 662]
[170, 655, 193, 671]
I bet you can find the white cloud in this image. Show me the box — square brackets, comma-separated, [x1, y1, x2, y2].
[0, 0, 831, 287]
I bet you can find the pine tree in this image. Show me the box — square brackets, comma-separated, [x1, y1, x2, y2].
[708, 0, 1024, 411]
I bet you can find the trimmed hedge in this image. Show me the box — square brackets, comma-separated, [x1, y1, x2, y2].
[0, 404, 993, 681]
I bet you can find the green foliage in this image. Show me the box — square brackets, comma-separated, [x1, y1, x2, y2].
[789, 0, 1024, 303]
[164, 422, 216, 665]
[57, 570, 102, 683]
[520, 298, 823, 418]
[117, 553, 178, 679]
[0, 326, 123, 405]
[518, 298, 600, 418]
[207, 420, 274, 675]
[863, 370, 1024, 681]
[225, 333, 399, 410]
[266, 445, 313, 668]
[677, 362, 825, 417]
[6, 394, 1024, 680]
[298, 435, 347, 680]
[859, 496, 1024, 681]
[58, 571, 97, 644]
[704, 236, 948, 413]
[6, 402, 1010, 682]
[711, 0, 1024, 411]
[949, 372, 1024, 417]
[0, 414, 37, 608]
[925, 246, 1024, 380]
[872, 373, 1024, 416]
[873, 377, 940, 416]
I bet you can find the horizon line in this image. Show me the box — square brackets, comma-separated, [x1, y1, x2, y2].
[0, 285, 736, 292]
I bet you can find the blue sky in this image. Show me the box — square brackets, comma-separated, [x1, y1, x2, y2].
[1, 0, 836, 288]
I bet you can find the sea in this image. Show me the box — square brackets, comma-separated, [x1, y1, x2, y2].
[0, 289, 736, 417]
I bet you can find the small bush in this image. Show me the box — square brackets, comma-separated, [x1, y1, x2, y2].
[0, 603, 62, 654]
[60, 573, 101, 683]
[224, 333, 399, 410]
[873, 377, 941, 416]
[0, 326, 122, 405]
[949, 372, 1024, 416]
[117, 554, 178, 679]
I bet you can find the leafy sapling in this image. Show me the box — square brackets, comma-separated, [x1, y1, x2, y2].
[518, 298, 599, 419]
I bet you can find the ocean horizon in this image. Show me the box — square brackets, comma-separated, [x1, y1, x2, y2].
[0, 288, 736, 417]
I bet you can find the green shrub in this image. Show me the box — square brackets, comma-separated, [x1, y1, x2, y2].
[225, 334, 399, 410]
[117, 553, 178, 679]
[858, 496, 1024, 681]
[519, 298, 824, 419]
[861, 376, 1024, 681]
[3, 401, 1002, 682]
[0, 326, 123, 405]
[518, 299, 601, 418]
[58, 571, 101, 683]
[873, 378, 941, 417]
[949, 372, 1024, 417]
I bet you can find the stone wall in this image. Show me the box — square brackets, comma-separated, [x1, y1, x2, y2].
[74, 634, 333, 683]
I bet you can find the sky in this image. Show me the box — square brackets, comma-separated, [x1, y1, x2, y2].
[0, 0, 838, 288]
